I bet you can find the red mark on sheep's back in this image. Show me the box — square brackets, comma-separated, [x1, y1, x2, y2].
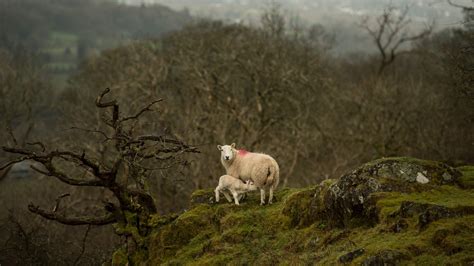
[238, 150, 249, 156]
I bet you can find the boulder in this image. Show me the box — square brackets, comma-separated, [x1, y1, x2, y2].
[323, 157, 462, 227]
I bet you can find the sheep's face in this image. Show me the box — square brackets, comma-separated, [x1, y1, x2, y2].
[245, 180, 258, 191]
[217, 143, 236, 161]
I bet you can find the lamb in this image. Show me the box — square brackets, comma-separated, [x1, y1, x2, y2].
[215, 174, 258, 205]
[217, 143, 280, 205]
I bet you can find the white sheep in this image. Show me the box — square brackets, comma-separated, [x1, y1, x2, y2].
[215, 174, 258, 205]
[217, 143, 280, 205]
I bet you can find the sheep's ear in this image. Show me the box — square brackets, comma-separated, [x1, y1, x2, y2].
[217, 145, 222, 151]
[230, 143, 236, 148]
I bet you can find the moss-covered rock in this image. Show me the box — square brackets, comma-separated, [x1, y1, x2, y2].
[324, 157, 462, 227]
[338, 248, 365, 263]
[189, 189, 216, 207]
[122, 158, 474, 265]
[392, 201, 474, 229]
[361, 249, 407, 266]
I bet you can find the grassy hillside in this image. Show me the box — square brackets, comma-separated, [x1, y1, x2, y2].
[111, 158, 474, 265]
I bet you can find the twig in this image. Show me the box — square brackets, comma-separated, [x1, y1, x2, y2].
[26, 142, 46, 152]
[121, 99, 163, 122]
[74, 224, 92, 266]
[28, 204, 116, 225]
[0, 157, 28, 170]
[52, 193, 71, 213]
[6, 125, 18, 146]
[447, 0, 474, 10]
[67, 127, 111, 141]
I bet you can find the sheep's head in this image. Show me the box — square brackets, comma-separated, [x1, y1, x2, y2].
[217, 143, 236, 161]
[245, 180, 258, 191]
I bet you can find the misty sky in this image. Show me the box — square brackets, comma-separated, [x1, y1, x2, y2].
[119, 0, 471, 55]
[122, 0, 470, 25]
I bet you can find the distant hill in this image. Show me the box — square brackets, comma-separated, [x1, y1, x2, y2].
[0, 0, 192, 85]
[145, 0, 468, 55]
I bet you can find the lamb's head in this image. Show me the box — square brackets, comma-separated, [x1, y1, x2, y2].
[245, 180, 258, 191]
[217, 143, 236, 162]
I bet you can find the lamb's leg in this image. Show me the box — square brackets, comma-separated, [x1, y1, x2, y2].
[237, 194, 244, 201]
[231, 190, 240, 205]
[260, 189, 266, 205]
[222, 191, 233, 203]
[215, 187, 220, 202]
[268, 186, 274, 204]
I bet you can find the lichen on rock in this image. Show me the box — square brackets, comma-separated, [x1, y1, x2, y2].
[322, 157, 463, 227]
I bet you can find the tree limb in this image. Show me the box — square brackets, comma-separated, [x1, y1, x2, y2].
[28, 204, 116, 226]
[121, 99, 163, 122]
[447, 0, 474, 10]
[74, 224, 91, 266]
[30, 164, 104, 187]
[95, 88, 119, 127]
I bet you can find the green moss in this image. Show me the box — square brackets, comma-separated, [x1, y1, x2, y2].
[162, 204, 214, 246]
[190, 189, 214, 198]
[111, 249, 128, 266]
[148, 213, 178, 228]
[458, 165, 474, 189]
[189, 189, 215, 206]
[366, 157, 441, 168]
[281, 187, 316, 227]
[376, 186, 474, 221]
[221, 224, 262, 243]
[126, 159, 474, 265]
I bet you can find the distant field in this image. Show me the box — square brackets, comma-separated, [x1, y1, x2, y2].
[41, 31, 78, 86]
[41, 31, 130, 87]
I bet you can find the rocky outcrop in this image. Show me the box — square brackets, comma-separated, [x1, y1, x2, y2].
[286, 157, 464, 228]
[391, 201, 474, 229]
[113, 158, 474, 265]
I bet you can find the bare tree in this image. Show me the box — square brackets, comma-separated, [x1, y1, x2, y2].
[0, 48, 50, 182]
[447, 0, 474, 11]
[1, 88, 199, 254]
[446, 0, 474, 101]
[360, 5, 433, 76]
[261, 2, 285, 38]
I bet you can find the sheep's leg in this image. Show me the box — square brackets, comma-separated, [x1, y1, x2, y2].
[215, 187, 220, 202]
[231, 190, 240, 205]
[268, 187, 274, 204]
[237, 194, 244, 201]
[222, 191, 233, 203]
[260, 189, 266, 205]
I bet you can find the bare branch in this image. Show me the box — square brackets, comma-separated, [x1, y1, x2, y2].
[74, 225, 91, 266]
[0, 165, 13, 183]
[121, 99, 163, 122]
[30, 164, 104, 187]
[52, 193, 71, 213]
[68, 126, 111, 141]
[360, 4, 432, 76]
[95, 88, 119, 127]
[28, 204, 116, 226]
[447, 0, 474, 10]
[2, 146, 107, 181]
[6, 125, 18, 146]
[26, 142, 46, 152]
[0, 157, 29, 171]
